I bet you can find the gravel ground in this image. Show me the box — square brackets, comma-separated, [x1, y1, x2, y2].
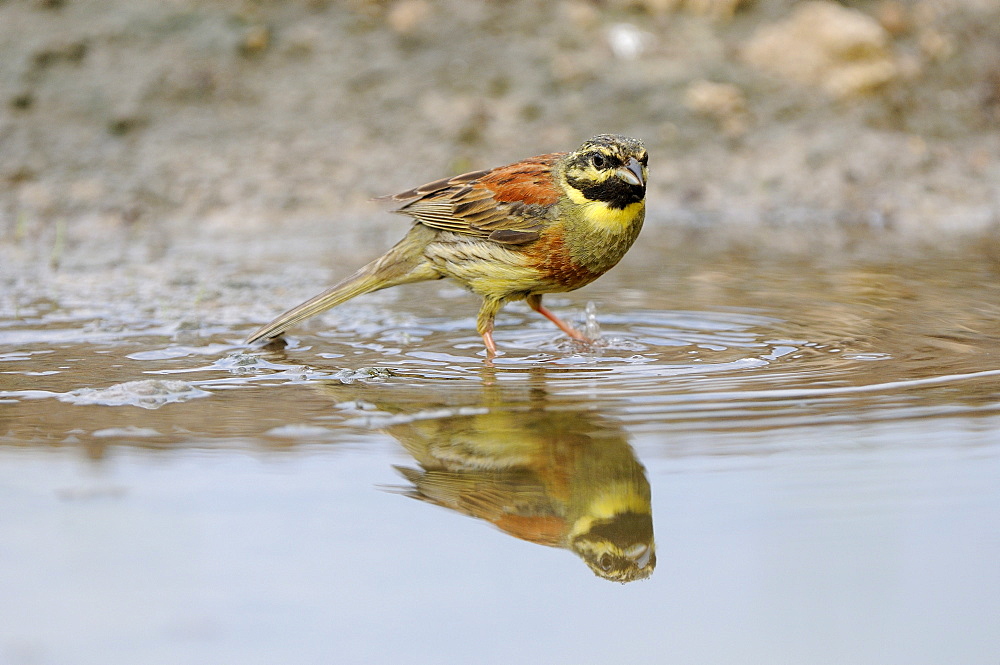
[1, 0, 998, 266]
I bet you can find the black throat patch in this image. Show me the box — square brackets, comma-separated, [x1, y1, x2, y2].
[566, 173, 645, 210]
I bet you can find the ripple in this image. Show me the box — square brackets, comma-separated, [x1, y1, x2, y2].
[58, 380, 211, 409]
[126, 343, 240, 361]
[92, 426, 164, 438]
[208, 302, 1000, 435]
[5, 260, 1000, 444]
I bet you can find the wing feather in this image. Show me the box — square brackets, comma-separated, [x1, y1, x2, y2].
[380, 152, 566, 245]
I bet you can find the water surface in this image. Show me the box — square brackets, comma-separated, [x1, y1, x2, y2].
[2, 235, 999, 664]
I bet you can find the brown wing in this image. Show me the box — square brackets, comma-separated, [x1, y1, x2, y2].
[395, 466, 566, 546]
[381, 153, 566, 245]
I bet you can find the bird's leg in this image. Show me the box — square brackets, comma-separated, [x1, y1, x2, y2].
[481, 330, 497, 357]
[526, 294, 587, 341]
[477, 298, 502, 358]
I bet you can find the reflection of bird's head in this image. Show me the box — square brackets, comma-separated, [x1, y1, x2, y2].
[570, 502, 656, 583]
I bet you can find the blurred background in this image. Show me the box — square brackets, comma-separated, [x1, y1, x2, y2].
[2, 0, 998, 261]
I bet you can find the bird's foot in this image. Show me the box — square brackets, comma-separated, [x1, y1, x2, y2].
[532, 303, 589, 342]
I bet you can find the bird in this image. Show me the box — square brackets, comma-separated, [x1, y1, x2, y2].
[386, 405, 656, 583]
[245, 134, 648, 356]
[317, 377, 657, 583]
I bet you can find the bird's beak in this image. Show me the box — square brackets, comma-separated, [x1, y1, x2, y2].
[625, 543, 653, 568]
[617, 157, 645, 187]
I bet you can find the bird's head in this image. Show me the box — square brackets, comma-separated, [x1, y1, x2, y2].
[561, 134, 648, 211]
[571, 510, 656, 583]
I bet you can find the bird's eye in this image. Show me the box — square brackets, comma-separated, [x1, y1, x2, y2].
[591, 154, 606, 169]
[639, 152, 648, 167]
[599, 554, 613, 571]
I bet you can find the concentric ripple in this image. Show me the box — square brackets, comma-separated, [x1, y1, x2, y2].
[3, 254, 1000, 447]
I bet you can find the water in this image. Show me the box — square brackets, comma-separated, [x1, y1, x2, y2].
[2, 232, 999, 664]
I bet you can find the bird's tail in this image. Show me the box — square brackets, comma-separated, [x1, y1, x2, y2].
[244, 225, 440, 344]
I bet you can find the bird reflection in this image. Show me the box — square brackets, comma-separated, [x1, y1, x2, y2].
[322, 380, 655, 583]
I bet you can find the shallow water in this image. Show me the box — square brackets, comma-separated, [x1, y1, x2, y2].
[2, 234, 1000, 664]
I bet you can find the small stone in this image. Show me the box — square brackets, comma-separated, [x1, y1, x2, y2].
[918, 29, 954, 61]
[108, 112, 147, 135]
[683, 80, 748, 136]
[876, 0, 910, 36]
[742, 1, 898, 98]
[5, 166, 36, 184]
[239, 25, 271, 56]
[606, 23, 651, 61]
[32, 39, 88, 69]
[386, 0, 431, 36]
[11, 91, 34, 110]
[681, 0, 745, 20]
[607, 0, 746, 19]
[559, 1, 600, 30]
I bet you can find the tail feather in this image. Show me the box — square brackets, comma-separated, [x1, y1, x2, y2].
[245, 226, 439, 344]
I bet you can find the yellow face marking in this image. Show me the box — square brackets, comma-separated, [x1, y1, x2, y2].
[565, 184, 645, 232]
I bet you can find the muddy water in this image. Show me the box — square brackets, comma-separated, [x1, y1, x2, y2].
[2, 229, 1000, 664]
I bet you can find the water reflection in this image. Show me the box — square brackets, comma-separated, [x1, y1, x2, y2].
[321, 381, 655, 582]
